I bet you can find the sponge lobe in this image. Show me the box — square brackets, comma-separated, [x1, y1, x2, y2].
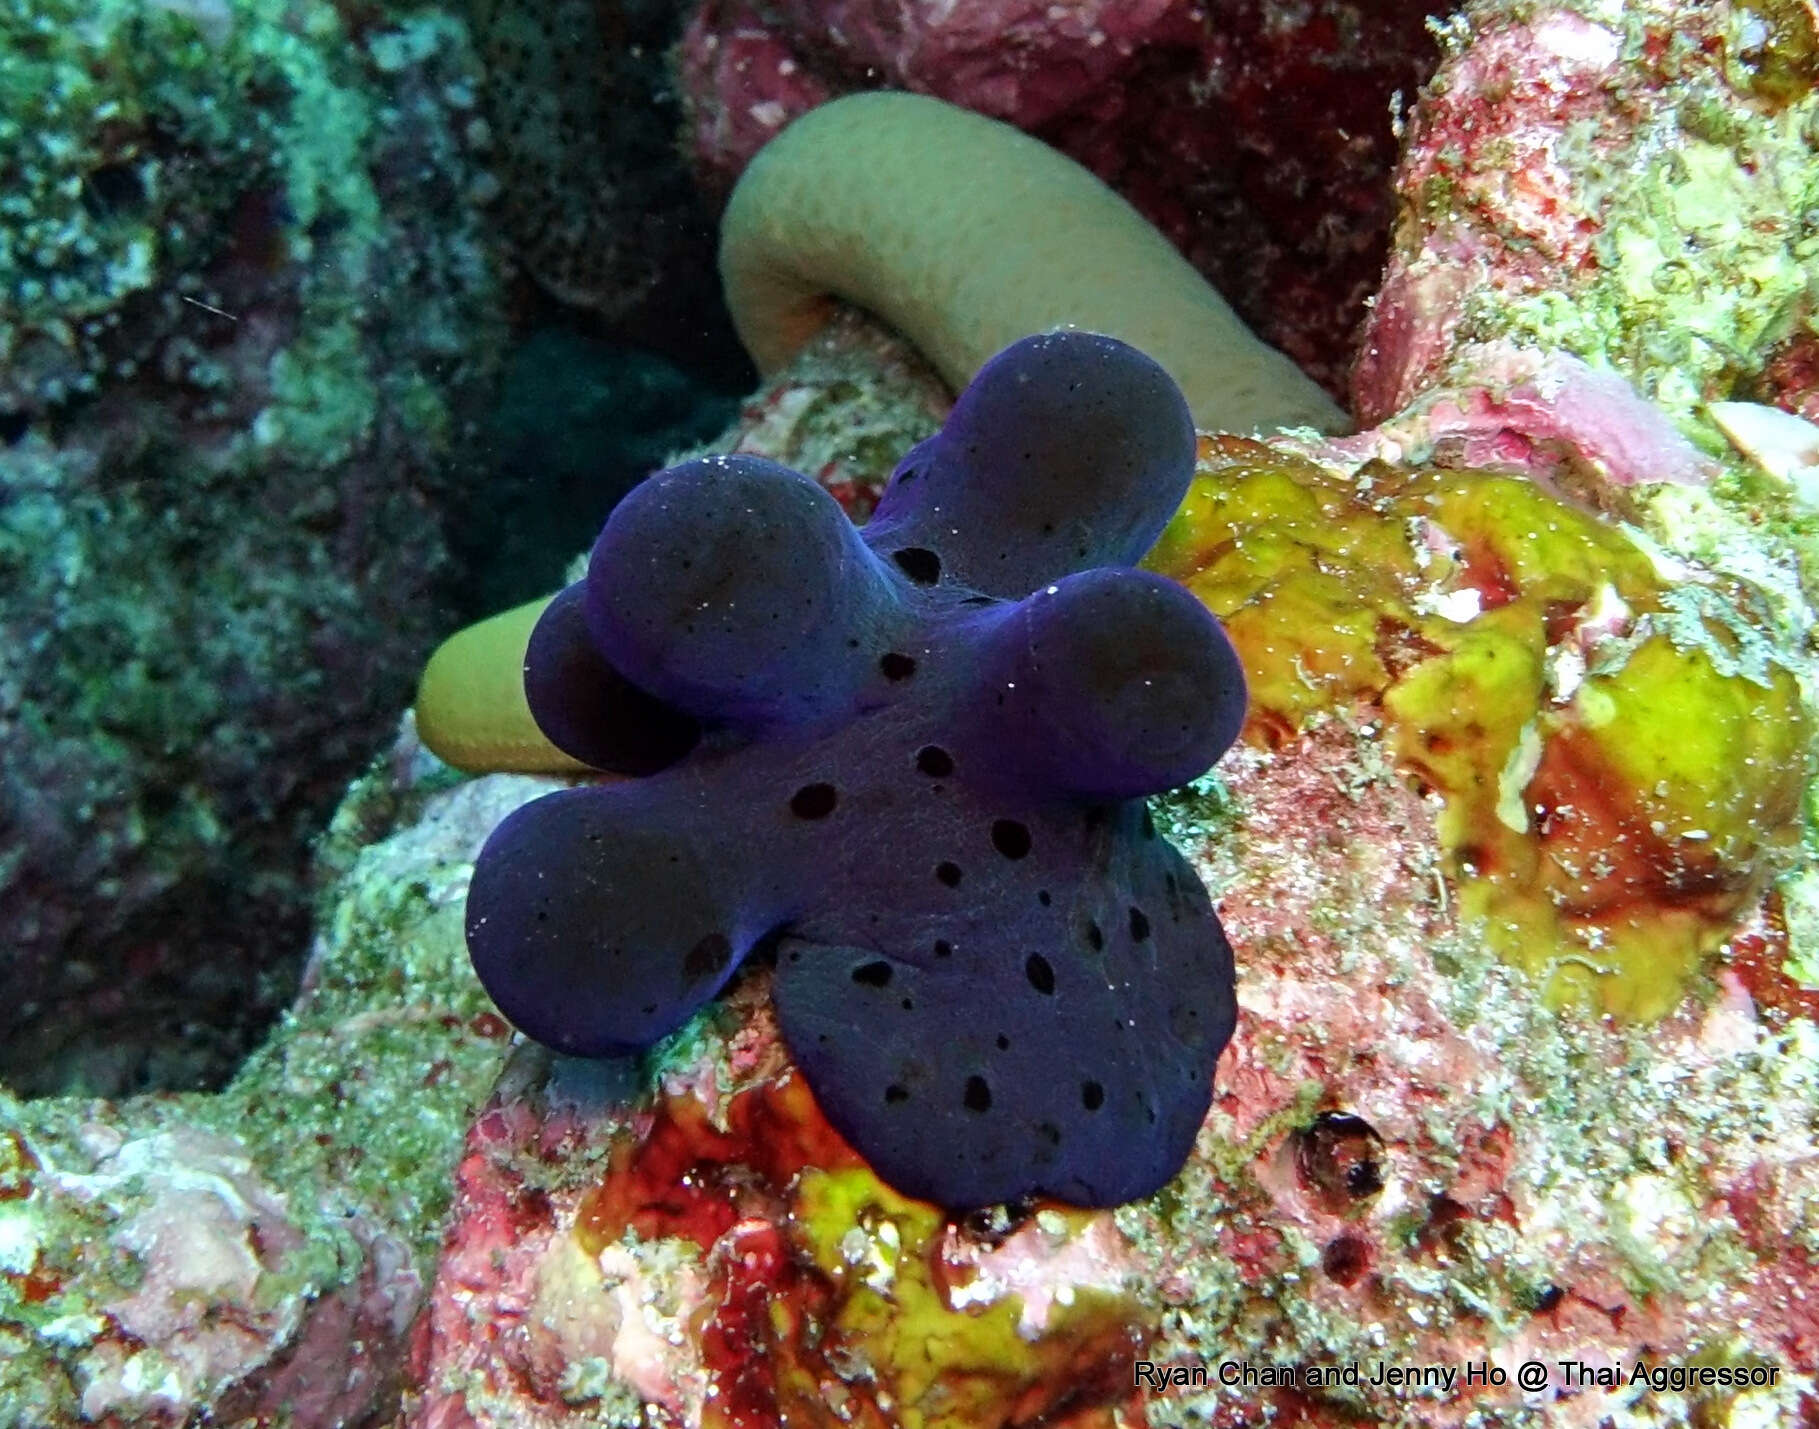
[772, 803, 1235, 1209]
[960, 568, 1247, 801]
[466, 783, 769, 1057]
[585, 454, 903, 728]
[524, 581, 700, 775]
[864, 333, 1197, 598]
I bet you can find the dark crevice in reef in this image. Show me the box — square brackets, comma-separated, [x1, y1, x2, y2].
[447, 0, 757, 620]
[447, 315, 751, 623]
[2, 878, 313, 1099]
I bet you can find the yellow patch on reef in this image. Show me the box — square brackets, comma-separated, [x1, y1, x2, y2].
[1147, 437, 1813, 1018]
[791, 1170, 1141, 1428]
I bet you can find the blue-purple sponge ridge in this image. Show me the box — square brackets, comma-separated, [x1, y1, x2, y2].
[466, 331, 1247, 1210]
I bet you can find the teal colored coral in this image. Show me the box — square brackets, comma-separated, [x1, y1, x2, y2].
[0, 0, 384, 410]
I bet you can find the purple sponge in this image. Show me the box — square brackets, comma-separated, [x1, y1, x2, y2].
[465, 331, 1246, 1210]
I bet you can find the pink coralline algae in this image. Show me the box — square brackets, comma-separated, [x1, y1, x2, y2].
[1353, 10, 1632, 424]
[1355, 0, 1819, 437]
[679, 0, 1454, 395]
[1321, 345, 1719, 503]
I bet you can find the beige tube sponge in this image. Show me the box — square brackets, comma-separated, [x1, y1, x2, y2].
[719, 91, 1349, 436]
[415, 597, 588, 774]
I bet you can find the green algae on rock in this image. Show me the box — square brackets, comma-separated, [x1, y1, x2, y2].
[1147, 436, 1813, 1018]
[0, 0, 505, 1093]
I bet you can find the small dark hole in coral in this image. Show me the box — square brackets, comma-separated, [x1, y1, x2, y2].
[789, 782, 837, 818]
[961, 1199, 1036, 1244]
[963, 1074, 992, 1112]
[1322, 1234, 1371, 1287]
[936, 861, 962, 887]
[892, 547, 942, 585]
[880, 652, 917, 680]
[933, 939, 953, 958]
[885, 1083, 909, 1103]
[990, 819, 1031, 859]
[995, 1033, 1010, 1050]
[85, 161, 146, 216]
[536, 910, 548, 922]
[851, 960, 893, 988]
[897, 464, 919, 483]
[1295, 1112, 1386, 1213]
[901, 997, 914, 1011]
[1416, 1195, 1470, 1256]
[0, 411, 29, 446]
[1037, 1122, 1061, 1146]
[1081, 1080, 1104, 1111]
[1084, 921, 1104, 952]
[1531, 1284, 1565, 1314]
[1037, 889, 1051, 906]
[643, 1003, 657, 1015]
[1024, 953, 1055, 995]
[916, 745, 954, 777]
[960, 595, 994, 606]
[683, 932, 732, 983]
[1128, 907, 1150, 942]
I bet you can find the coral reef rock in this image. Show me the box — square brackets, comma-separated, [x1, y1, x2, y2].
[0, 748, 520, 1427]
[7, 0, 1819, 1423]
[0, 0, 506, 1094]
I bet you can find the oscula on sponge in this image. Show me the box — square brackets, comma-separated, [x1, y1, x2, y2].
[465, 332, 1247, 1210]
